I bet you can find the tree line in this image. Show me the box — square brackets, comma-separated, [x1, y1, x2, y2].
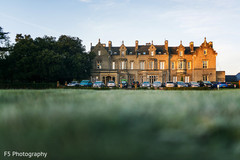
[0, 27, 95, 83]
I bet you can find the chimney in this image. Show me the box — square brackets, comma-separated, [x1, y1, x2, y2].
[165, 40, 168, 51]
[209, 41, 213, 48]
[190, 41, 194, 52]
[108, 41, 112, 50]
[90, 42, 92, 51]
[135, 40, 139, 51]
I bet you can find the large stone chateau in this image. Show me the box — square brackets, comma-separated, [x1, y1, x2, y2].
[90, 38, 225, 85]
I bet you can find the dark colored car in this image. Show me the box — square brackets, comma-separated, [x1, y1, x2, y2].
[120, 81, 128, 88]
[199, 81, 213, 88]
[226, 82, 234, 88]
[80, 80, 92, 87]
[132, 81, 140, 88]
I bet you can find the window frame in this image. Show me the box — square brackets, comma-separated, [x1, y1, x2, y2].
[203, 61, 208, 69]
[160, 61, 165, 70]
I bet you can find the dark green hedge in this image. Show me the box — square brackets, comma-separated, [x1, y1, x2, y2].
[0, 82, 57, 89]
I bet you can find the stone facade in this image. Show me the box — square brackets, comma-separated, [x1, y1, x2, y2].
[90, 38, 223, 85]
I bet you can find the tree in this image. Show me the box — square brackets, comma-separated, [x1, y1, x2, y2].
[4, 34, 95, 82]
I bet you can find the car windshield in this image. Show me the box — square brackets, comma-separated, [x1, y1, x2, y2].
[71, 81, 78, 84]
[143, 82, 150, 83]
[204, 81, 211, 83]
[178, 82, 185, 84]
[191, 82, 198, 84]
[95, 81, 103, 84]
[220, 82, 226, 84]
[122, 81, 127, 84]
[154, 82, 161, 84]
[81, 80, 89, 83]
[108, 81, 115, 83]
[167, 82, 173, 84]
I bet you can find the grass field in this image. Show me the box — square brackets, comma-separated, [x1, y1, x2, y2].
[1, 89, 240, 160]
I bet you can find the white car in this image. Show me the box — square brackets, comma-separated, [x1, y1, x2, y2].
[107, 81, 116, 88]
[67, 81, 79, 87]
[165, 82, 175, 87]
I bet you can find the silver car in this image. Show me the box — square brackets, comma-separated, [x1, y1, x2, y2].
[67, 81, 79, 87]
[141, 81, 151, 88]
[165, 82, 175, 87]
[152, 81, 162, 88]
[107, 81, 116, 88]
[176, 81, 185, 87]
[189, 82, 200, 87]
[93, 81, 105, 88]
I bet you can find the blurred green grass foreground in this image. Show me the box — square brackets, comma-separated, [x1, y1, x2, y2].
[1, 89, 240, 160]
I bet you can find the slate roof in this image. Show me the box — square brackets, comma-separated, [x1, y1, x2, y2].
[225, 75, 237, 82]
[92, 44, 200, 55]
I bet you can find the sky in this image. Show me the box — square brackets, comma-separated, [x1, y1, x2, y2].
[1, 0, 240, 75]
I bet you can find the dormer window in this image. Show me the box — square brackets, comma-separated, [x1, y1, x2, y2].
[121, 51, 124, 56]
[151, 51, 154, 56]
[98, 50, 101, 56]
[180, 51, 183, 57]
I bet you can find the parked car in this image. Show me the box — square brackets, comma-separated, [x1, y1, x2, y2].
[79, 80, 92, 87]
[107, 81, 116, 88]
[226, 82, 234, 88]
[189, 82, 200, 87]
[185, 83, 190, 87]
[165, 82, 175, 87]
[152, 81, 162, 88]
[67, 81, 79, 87]
[132, 81, 140, 88]
[199, 81, 213, 88]
[141, 81, 151, 88]
[93, 81, 105, 88]
[176, 81, 185, 87]
[215, 82, 228, 88]
[120, 81, 128, 88]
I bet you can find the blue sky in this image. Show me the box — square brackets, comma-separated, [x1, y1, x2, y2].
[1, 0, 240, 74]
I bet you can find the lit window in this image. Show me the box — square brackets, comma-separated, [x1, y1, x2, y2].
[172, 62, 175, 70]
[97, 61, 101, 69]
[185, 76, 190, 83]
[140, 61, 145, 70]
[143, 52, 146, 55]
[160, 62, 165, 69]
[121, 61, 126, 69]
[130, 62, 134, 70]
[178, 61, 183, 69]
[173, 76, 177, 82]
[149, 61, 154, 69]
[151, 51, 154, 56]
[180, 51, 183, 56]
[203, 61, 208, 68]
[112, 62, 115, 69]
[188, 62, 191, 70]
[98, 50, 101, 56]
